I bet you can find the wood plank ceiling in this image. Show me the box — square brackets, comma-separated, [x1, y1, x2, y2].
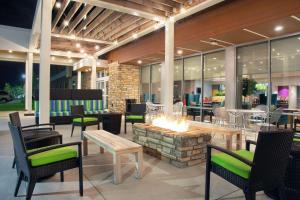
[50, 0, 201, 56]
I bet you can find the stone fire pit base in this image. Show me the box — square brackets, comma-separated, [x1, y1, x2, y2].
[132, 124, 212, 168]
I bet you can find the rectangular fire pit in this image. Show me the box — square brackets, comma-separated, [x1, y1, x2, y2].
[132, 123, 211, 168]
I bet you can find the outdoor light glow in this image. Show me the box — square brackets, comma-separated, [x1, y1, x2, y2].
[55, 2, 61, 9]
[177, 49, 183, 55]
[114, 40, 118, 45]
[8, 50, 12, 53]
[80, 49, 85, 53]
[274, 25, 283, 32]
[76, 43, 81, 48]
[83, 26, 87, 30]
[137, 60, 142, 64]
[95, 45, 100, 50]
[63, 20, 69, 26]
[51, 56, 55, 61]
[132, 33, 138, 39]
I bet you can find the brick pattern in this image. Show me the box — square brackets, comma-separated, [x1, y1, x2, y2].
[133, 124, 212, 168]
[108, 63, 140, 113]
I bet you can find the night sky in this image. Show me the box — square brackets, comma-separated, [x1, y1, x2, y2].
[0, 61, 25, 89]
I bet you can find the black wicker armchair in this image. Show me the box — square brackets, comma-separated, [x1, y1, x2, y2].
[124, 103, 146, 134]
[9, 112, 62, 168]
[205, 130, 294, 200]
[70, 105, 100, 137]
[9, 123, 83, 200]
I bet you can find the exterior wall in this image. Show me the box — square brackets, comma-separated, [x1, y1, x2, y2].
[82, 72, 91, 89]
[108, 62, 140, 113]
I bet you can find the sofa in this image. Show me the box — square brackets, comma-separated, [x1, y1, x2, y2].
[34, 89, 103, 124]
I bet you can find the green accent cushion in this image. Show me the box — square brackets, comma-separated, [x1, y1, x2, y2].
[211, 150, 254, 179]
[294, 138, 300, 142]
[73, 117, 98, 123]
[28, 146, 77, 167]
[127, 115, 144, 120]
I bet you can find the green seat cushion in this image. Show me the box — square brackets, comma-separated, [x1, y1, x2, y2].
[73, 117, 98, 123]
[28, 146, 77, 167]
[294, 138, 300, 142]
[211, 150, 254, 179]
[127, 115, 144, 120]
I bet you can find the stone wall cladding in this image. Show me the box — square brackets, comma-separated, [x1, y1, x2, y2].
[133, 124, 212, 168]
[108, 63, 140, 113]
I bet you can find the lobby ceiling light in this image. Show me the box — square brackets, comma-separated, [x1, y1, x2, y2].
[137, 60, 142, 64]
[83, 26, 87, 30]
[177, 49, 183, 55]
[274, 25, 283, 32]
[63, 20, 69, 26]
[95, 45, 100, 50]
[55, 2, 61, 9]
[243, 28, 269, 38]
[8, 50, 12, 53]
[76, 43, 81, 48]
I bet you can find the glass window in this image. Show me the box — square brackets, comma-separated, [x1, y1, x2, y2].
[174, 59, 183, 103]
[271, 35, 300, 110]
[183, 56, 202, 106]
[236, 43, 268, 109]
[151, 64, 161, 103]
[203, 51, 226, 107]
[140, 66, 150, 102]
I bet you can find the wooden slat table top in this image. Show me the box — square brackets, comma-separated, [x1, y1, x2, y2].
[83, 130, 141, 153]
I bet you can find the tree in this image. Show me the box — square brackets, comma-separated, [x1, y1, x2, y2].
[3, 82, 24, 99]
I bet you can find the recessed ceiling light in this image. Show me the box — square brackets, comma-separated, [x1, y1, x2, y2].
[180, 7, 186, 13]
[260, 61, 263, 64]
[8, 50, 12, 53]
[274, 25, 283, 32]
[68, 59, 73, 63]
[83, 26, 87, 30]
[177, 49, 183, 55]
[297, 49, 300, 53]
[137, 60, 142, 64]
[95, 45, 100, 50]
[67, 51, 71, 54]
[76, 43, 81, 48]
[277, 52, 280, 56]
[80, 49, 85, 53]
[84, 53, 87, 57]
[51, 56, 55, 61]
[83, 15, 87, 20]
[212, 57, 217, 60]
[298, 37, 300, 40]
[55, 2, 61, 9]
[272, 48, 275, 52]
[243, 64, 247, 67]
[237, 56, 240, 59]
[133, 12, 139, 16]
[97, 61, 100, 66]
[63, 20, 69, 26]
[132, 33, 138, 39]
[114, 40, 118, 45]
[214, 67, 217, 70]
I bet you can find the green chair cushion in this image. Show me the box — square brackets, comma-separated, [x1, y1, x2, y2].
[211, 149, 254, 179]
[28, 146, 77, 167]
[294, 138, 300, 142]
[73, 117, 98, 123]
[127, 115, 144, 120]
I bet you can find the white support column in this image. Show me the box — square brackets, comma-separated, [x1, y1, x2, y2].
[39, 0, 51, 123]
[25, 53, 33, 112]
[77, 71, 82, 89]
[161, 19, 174, 115]
[225, 46, 236, 109]
[91, 57, 97, 89]
[289, 85, 297, 109]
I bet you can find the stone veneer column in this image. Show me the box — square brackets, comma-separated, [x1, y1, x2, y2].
[108, 62, 140, 113]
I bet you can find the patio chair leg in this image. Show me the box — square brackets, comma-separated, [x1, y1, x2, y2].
[205, 149, 211, 200]
[26, 178, 36, 200]
[79, 161, 83, 196]
[14, 172, 23, 197]
[97, 123, 100, 130]
[12, 157, 16, 168]
[71, 124, 75, 137]
[278, 184, 286, 200]
[60, 172, 64, 182]
[124, 122, 127, 134]
[244, 190, 255, 200]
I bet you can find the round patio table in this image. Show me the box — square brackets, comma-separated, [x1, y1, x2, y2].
[265, 141, 300, 200]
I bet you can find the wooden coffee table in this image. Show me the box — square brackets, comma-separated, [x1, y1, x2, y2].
[82, 130, 143, 184]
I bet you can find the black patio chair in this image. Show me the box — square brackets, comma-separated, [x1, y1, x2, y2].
[70, 105, 100, 137]
[124, 103, 146, 134]
[205, 129, 294, 200]
[9, 122, 83, 200]
[9, 112, 62, 168]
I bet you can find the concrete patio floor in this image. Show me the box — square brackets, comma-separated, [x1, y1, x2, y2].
[0, 112, 270, 200]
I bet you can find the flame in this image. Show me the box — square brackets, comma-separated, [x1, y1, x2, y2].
[152, 115, 189, 132]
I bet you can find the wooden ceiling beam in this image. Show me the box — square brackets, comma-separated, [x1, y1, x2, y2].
[73, 0, 166, 20]
[66, 4, 93, 34]
[52, 33, 112, 45]
[100, 16, 140, 41]
[52, 0, 70, 31]
[83, 9, 114, 37]
[75, 7, 103, 34]
[109, 18, 149, 41]
[89, 12, 123, 38]
[57, 2, 82, 33]
[128, 0, 173, 14]
[151, 0, 181, 8]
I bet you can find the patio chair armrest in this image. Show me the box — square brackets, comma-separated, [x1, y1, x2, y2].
[22, 127, 53, 132]
[207, 144, 253, 167]
[27, 141, 82, 157]
[22, 123, 55, 130]
[72, 114, 84, 118]
[246, 140, 257, 151]
[25, 134, 63, 145]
